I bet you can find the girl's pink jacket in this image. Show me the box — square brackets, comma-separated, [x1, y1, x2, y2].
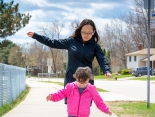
[50, 82, 109, 117]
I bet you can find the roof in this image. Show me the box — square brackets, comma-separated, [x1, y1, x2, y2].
[142, 54, 155, 61]
[125, 48, 155, 56]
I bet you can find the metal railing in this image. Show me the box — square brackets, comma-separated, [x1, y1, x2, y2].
[38, 73, 58, 78]
[0, 63, 26, 107]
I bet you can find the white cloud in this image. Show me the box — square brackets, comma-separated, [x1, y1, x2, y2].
[23, 0, 50, 7]
[23, 0, 72, 11]
[62, 8, 95, 21]
[6, 0, 133, 44]
[27, 10, 47, 20]
[90, 3, 118, 10]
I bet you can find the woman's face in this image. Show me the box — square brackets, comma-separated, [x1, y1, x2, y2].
[81, 24, 95, 42]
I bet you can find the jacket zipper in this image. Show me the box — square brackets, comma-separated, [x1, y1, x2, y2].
[77, 88, 88, 117]
[77, 94, 81, 117]
[80, 44, 84, 66]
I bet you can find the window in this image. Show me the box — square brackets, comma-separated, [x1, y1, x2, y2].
[143, 67, 147, 70]
[134, 56, 136, 61]
[129, 56, 131, 62]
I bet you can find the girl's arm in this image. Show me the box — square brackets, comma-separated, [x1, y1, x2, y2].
[91, 85, 110, 114]
[47, 84, 70, 102]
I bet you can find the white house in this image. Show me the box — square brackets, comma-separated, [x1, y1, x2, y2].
[125, 48, 155, 70]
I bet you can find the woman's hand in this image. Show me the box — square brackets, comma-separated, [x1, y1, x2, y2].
[27, 32, 34, 37]
[105, 72, 112, 78]
[46, 94, 52, 101]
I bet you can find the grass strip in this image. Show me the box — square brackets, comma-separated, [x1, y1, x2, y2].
[0, 85, 30, 117]
[106, 101, 155, 117]
[40, 81, 108, 92]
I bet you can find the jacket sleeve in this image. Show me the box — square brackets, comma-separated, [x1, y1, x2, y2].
[94, 44, 111, 74]
[50, 84, 70, 102]
[32, 33, 70, 49]
[91, 85, 109, 114]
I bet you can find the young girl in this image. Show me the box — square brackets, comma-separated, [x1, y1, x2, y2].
[46, 67, 112, 117]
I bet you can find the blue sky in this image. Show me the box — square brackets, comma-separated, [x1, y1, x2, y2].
[4, 0, 134, 44]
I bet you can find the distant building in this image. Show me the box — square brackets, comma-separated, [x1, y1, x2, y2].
[125, 45, 155, 70]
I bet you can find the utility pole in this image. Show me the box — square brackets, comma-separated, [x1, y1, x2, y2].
[144, 0, 154, 108]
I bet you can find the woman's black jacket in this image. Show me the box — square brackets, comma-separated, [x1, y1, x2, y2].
[32, 33, 111, 86]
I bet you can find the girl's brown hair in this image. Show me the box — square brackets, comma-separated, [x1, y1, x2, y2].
[73, 67, 92, 84]
[69, 19, 100, 42]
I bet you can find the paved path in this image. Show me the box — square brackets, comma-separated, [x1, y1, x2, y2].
[2, 78, 143, 117]
[3, 78, 117, 117]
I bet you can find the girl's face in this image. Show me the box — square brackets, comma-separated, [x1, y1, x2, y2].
[81, 24, 95, 42]
[77, 79, 89, 88]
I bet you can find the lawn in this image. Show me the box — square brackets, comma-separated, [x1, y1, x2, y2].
[129, 77, 155, 81]
[106, 101, 155, 117]
[31, 74, 133, 80]
[41, 81, 64, 86]
[40, 81, 108, 92]
[94, 74, 133, 79]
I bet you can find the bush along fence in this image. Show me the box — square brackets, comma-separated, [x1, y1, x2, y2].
[0, 63, 26, 107]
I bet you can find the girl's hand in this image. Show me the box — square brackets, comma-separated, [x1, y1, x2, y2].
[46, 94, 52, 101]
[105, 72, 112, 78]
[107, 111, 112, 116]
[27, 32, 34, 37]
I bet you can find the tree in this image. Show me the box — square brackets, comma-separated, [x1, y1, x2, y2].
[99, 0, 154, 71]
[38, 21, 64, 75]
[0, 39, 16, 64]
[106, 50, 111, 65]
[0, 0, 31, 38]
[68, 20, 80, 35]
[8, 46, 25, 67]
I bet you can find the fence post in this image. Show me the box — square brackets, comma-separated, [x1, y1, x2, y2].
[0, 63, 4, 106]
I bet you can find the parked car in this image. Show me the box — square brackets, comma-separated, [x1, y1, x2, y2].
[132, 66, 153, 77]
[153, 70, 155, 76]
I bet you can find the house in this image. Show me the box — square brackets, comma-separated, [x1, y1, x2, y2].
[125, 48, 155, 70]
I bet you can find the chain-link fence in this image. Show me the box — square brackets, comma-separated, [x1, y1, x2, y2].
[0, 63, 26, 107]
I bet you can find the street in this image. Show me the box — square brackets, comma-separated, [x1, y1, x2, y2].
[95, 79, 155, 103]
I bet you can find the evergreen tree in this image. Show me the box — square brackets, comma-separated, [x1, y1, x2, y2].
[106, 50, 111, 65]
[103, 48, 106, 55]
[0, 0, 31, 38]
[0, 39, 16, 64]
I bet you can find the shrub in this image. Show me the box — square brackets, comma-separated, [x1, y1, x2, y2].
[121, 69, 130, 75]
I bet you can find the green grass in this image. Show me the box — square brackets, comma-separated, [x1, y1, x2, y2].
[97, 88, 108, 92]
[94, 74, 133, 79]
[30, 75, 38, 77]
[30, 74, 133, 79]
[129, 77, 155, 81]
[0, 85, 30, 117]
[106, 101, 155, 117]
[40, 81, 108, 92]
[40, 81, 64, 86]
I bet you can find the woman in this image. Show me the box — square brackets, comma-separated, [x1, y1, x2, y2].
[27, 19, 112, 103]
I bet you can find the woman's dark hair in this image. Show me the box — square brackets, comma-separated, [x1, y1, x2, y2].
[73, 67, 92, 84]
[69, 19, 100, 42]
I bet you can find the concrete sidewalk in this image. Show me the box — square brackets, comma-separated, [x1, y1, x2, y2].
[2, 78, 141, 117]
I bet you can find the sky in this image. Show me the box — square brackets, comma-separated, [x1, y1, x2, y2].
[4, 0, 134, 44]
